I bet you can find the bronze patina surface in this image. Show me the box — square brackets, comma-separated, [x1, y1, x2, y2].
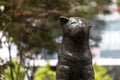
[56, 16, 94, 80]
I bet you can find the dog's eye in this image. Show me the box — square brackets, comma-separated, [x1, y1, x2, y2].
[71, 22, 76, 24]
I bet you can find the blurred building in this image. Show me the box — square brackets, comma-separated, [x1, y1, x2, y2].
[93, 1, 120, 79]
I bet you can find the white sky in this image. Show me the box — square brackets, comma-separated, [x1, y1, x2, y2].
[0, 31, 17, 59]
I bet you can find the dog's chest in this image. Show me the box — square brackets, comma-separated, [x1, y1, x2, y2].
[60, 37, 91, 60]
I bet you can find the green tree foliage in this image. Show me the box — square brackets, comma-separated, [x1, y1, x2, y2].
[117, 0, 120, 5]
[33, 64, 112, 80]
[0, 0, 111, 54]
[33, 64, 56, 80]
[94, 64, 113, 80]
[0, 1, 114, 80]
[3, 59, 25, 80]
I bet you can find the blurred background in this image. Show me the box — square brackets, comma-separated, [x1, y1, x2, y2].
[0, 0, 120, 80]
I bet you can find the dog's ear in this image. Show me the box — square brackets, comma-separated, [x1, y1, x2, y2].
[59, 16, 69, 25]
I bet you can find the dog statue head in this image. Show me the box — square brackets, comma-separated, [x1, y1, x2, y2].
[60, 16, 93, 37]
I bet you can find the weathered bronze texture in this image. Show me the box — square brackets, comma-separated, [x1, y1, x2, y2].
[56, 16, 94, 80]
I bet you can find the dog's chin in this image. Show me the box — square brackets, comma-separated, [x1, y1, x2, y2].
[70, 29, 84, 37]
[70, 31, 82, 37]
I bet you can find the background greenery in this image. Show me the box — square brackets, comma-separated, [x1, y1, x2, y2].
[33, 63, 112, 80]
[0, 0, 111, 54]
[0, 59, 24, 80]
[1, 60, 112, 80]
[0, 0, 118, 80]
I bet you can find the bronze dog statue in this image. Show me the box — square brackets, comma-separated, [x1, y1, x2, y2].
[56, 16, 94, 80]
